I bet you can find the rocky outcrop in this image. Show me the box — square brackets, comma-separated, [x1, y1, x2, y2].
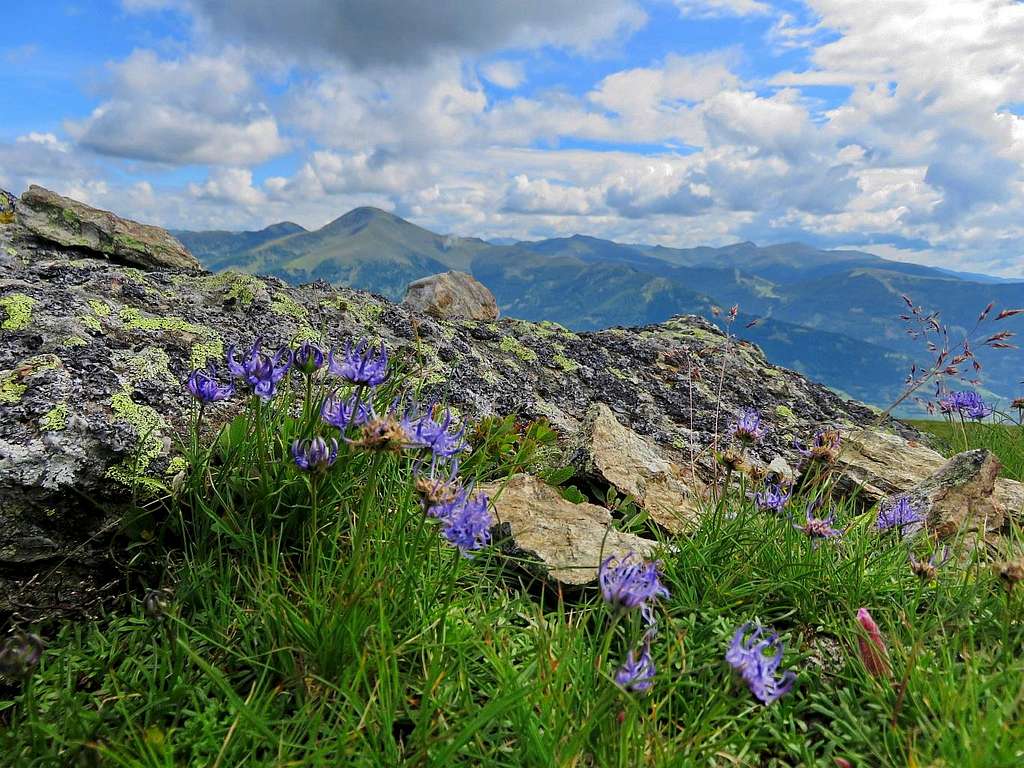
[883, 449, 1006, 544]
[403, 270, 499, 321]
[482, 474, 656, 585]
[1, 186, 1018, 620]
[569, 403, 702, 533]
[16, 185, 199, 271]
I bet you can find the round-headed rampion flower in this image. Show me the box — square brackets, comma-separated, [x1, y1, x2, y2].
[226, 339, 292, 401]
[794, 500, 843, 543]
[909, 546, 950, 580]
[876, 495, 926, 536]
[294, 341, 326, 375]
[416, 459, 463, 509]
[795, 428, 842, 464]
[350, 401, 414, 452]
[615, 640, 656, 693]
[435, 491, 492, 555]
[321, 391, 370, 432]
[599, 553, 670, 624]
[402, 402, 468, 461]
[328, 338, 389, 387]
[726, 623, 796, 705]
[291, 436, 339, 472]
[729, 408, 766, 446]
[940, 390, 992, 420]
[186, 365, 234, 403]
[0, 631, 45, 679]
[755, 483, 791, 513]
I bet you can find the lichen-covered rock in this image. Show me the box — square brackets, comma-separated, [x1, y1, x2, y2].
[835, 427, 947, 503]
[481, 474, 656, 585]
[883, 449, 1006, 543]
[569, 403, 702, 532]
[0, 189, 953, 620]
[0, 190, 15, 224]
[16, 185, 199, 271]
[403, 271, 499, 321]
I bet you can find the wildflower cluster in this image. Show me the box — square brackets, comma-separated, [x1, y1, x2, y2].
[728, 408, 766, 446]
[725, 623, 796, 704]
[599, 553, 670, 693]
[876, 495, 925, 536]
[184, 336, 492, 556]
[939, 390, 992, 420]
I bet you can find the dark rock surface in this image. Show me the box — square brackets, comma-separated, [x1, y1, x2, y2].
[4, 186, 1011, 620]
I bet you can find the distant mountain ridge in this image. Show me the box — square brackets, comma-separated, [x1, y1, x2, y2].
[177, 207, 1024, 409]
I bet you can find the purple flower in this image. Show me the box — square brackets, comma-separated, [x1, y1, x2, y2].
[909, 546, 950, 580]
[433, 490, 492, 555]
[940, 390, 992, 420]
[795, 428, 842, 463]
[726, 623, 796, 704]
[185, 365, 234, 403]
[291, 436, 339, 472]
[294, 341, 326, 375]
[0, 631, 45, 679]
[226, 339, 292, 401]
[876, 495, 926, 536]
[328, 339, 389, 387]
[793, 500, 843, 543]
[416, 459, 464, 508]
[402, 403, 468, 461]
[599, 553, 670, 624]
[321, 391, 370, 432]
[755, 483, 791, 513]
[615, 639, 656, 693]
[729, 408, 766, 446]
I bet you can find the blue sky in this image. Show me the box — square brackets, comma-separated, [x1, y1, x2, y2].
[2, 0, 1023, 276]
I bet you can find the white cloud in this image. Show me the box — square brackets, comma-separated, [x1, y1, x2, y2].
[65, 49, 289, 165]
[674, 0, 771, 18]
[188, 168, 266, 206]
[481, 61, 526, 90]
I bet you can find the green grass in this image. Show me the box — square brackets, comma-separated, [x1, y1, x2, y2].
[908, 418, 1024, 481]
[3, 374, 1024, 767]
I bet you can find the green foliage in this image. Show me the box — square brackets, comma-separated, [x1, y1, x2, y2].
[4, 368, 1024, 765]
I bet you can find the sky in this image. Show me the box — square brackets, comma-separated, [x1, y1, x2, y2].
[1, 1, 1023, 277]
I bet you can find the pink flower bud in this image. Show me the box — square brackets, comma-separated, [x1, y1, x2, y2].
[856, 608, 891, 678]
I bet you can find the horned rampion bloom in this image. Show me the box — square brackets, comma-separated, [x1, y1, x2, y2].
[403, 403, 468, 461]
[0, 631, 45, 679]
[729, 408, 766, 446]
[726, 623, 796, 704]
[294, 341, 326, 375]
[185, 366, 234, 403]
[226, 339, 291, 400]
[795, 428, 842, 463]
[321, 392, 370, 432]
[615, 639, 656, 693]
[755, 483, 791, 513]
[291, 436, 339, 472]
[599, 553, 670, 624]
[431, 490, 492, 555]
[328, 339, 389, 387]
[794, 500, 843, 543]
[876, 495, 926, 536]
[940, 390, 992, 420]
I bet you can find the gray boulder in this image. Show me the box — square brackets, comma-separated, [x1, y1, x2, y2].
[403, 270, 499, 321]
[17, 185, 199, 271]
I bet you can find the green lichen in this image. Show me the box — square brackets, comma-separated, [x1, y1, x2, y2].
[552, 354, 580, 373]
[112, 233, 147, 252]
[116, 346, 176, 388]
[165, 456, 188, 476]
[270, 292, 309, 321]
[80, 314, 103, 332]
[88, 299, 112, 317]
[106, 386, 167, 493]
[225, 274, 263, 307]
[64, 335, 88, 347]
[1, 293, 35, 331]
[61, 207, 80, 227]
[0, 355, 59, 405]
[0, 212, 14, 225]
[119, 307, 223, 369]
[41, 403, 69, 431]
[0, 370, 26, 404]
[608, 367, 629, 381]
[499, 336, 538, 363]
[775, 405, 796, 422]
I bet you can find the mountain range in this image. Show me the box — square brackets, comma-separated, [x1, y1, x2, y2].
[174, 208, 1024, 409]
